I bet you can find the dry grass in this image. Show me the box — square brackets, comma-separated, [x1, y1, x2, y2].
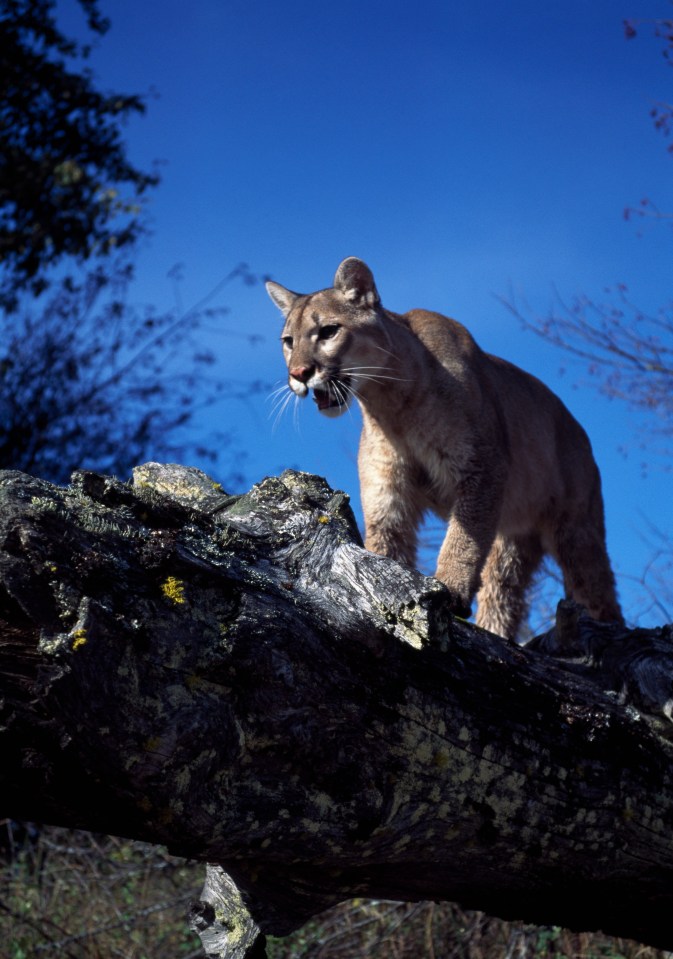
[267, 900, 673, 959]
[0, 822, 204, 958]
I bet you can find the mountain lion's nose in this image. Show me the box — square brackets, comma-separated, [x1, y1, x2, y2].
[290, 365, 314, 383]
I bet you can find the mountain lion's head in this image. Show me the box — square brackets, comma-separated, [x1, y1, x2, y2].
[266, 257, 389, 418]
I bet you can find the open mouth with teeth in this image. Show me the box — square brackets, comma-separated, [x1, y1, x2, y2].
[312, 376, 351, 412]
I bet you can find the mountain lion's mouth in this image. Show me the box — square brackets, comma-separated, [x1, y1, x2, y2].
[312, 376, 351, 412]
[313, 387, 342, 411]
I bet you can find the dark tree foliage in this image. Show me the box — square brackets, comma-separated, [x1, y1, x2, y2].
[0, 0, 159, 311]
[0, 0, 265, 486]
[0, 257, 265, 485]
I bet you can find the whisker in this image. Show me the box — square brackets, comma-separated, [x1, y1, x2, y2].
[269, 387, 292, 416]
[270, 389, 295, 430]
[339, 364, 410, 380]
[332, 379, 358, 423]
[267, 381, 290, 404]
[269, 396, 288, 418]
[369, 342, 398, 361]
[338, 364, 391, 372]
[329, 379, 346, 406]
[341, 368, 411, 384]
[344, 381, 361, 403]
[292, 392, 301, 431]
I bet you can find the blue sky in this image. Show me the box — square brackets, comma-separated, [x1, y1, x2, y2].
[59, 0, 672, 627]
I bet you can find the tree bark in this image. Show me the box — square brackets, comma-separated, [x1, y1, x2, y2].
[1, 463, 673, 956]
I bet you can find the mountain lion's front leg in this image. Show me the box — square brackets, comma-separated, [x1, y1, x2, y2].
[360, 467, 423, 570]
[358, 432, 423, 571]
[435, 470, 504, 620]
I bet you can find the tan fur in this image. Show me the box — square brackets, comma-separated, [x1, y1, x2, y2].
[266, 257, 622, 640]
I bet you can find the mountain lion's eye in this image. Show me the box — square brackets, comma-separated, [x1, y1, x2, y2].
[318, 324, 340, 340]
[282, 335, 293, 348]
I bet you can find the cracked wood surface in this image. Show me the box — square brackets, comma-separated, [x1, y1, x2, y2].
[0, 463, 672, 955]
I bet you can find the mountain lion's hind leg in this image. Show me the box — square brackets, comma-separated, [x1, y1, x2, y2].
[553, 518, 623, 624]
[475, 534, 543, 641]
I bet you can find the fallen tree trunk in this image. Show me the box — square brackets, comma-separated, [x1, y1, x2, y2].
[1, 464, 673, 957]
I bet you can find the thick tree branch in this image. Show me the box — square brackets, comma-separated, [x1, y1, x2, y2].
[1, 464, 672, 956]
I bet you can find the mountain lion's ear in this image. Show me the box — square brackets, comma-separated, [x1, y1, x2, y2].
[266, 280, 299, 319]
[333, 258, 380, 307]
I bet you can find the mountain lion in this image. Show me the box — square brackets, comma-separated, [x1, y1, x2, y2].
[266, 257, 622, 640]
